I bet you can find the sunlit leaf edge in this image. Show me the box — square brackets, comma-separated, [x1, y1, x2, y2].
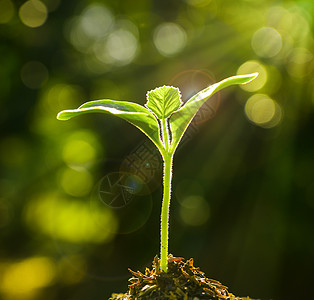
[169, 72, 259, 153]
[57, 99, 164, 152]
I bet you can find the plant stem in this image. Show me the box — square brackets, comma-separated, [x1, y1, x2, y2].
[160, 117, 173, 272]
[160, 152, 173, 272]
[161, 118, 170, 151]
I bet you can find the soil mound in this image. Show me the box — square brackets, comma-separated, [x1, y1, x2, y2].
[109, 255, 255, 300]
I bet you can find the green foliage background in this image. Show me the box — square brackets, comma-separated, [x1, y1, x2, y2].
[0, 0, 313, 299]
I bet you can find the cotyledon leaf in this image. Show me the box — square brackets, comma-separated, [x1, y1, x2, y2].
[169, 73, 259, 153]
[57, 99, 163, 151]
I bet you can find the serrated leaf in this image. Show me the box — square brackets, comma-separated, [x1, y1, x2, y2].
[57, 99, 163, 150]
[169, 73, 259, 153]
[145, 86, 182, 119]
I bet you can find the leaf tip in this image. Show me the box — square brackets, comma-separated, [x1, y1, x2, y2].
[56, 110, 70, 121]
[241, 72, 259, 85]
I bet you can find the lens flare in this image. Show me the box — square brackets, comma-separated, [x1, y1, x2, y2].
[169, 69, 221, 124]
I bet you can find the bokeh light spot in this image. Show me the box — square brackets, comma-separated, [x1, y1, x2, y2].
[63, 140, 96, 167]
[237, 60, 267, 92]
[25, 194, 117, 243]
[245, 94, 282, 128]
[176, 180, 205, 205]
[251, 27, 282, 58]
[153, 22, 187, 56]
[41, 83, 82, 114]
[289, 48, 313, 64]
[19, 0, 48, 28]
[0, 257, 55, 297]
[180, 196, 210, 226]
[62, 130, 100, 168]
[66, 16, 93, 53]
[20, 61, 49, 89]
[81, 4, 114, 39]
[286, 47, 313, 79]
[105, 28, 138, 64]
[0, 0, 14, 24]
[60, 168, 93, 197]
[65, 4, 114, 54]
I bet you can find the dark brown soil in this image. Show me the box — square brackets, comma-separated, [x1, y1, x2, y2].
[109, 255, 256, 300]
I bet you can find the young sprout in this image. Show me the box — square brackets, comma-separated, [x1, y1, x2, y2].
[57, 72, 258, 273]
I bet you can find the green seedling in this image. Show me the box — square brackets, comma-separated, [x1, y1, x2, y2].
[57, 72, 258, 273]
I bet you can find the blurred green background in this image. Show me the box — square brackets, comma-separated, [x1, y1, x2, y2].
[0, 0, 313, 299]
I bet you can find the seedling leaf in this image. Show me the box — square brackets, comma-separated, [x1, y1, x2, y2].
[145, 86, 182, 119]
[57, 99, 163, 150]
[169, 73, 258, 152]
